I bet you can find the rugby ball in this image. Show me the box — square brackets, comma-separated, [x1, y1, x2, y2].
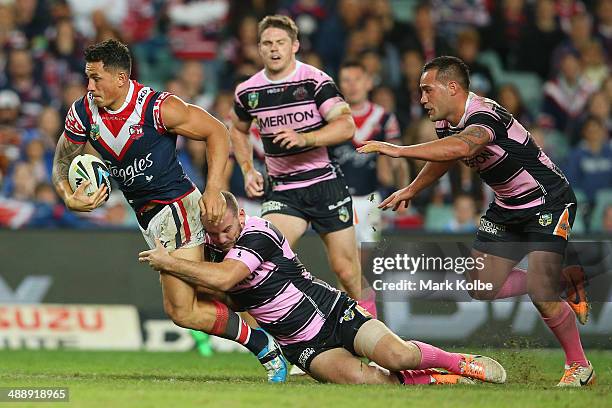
[68, 154, 112, 198]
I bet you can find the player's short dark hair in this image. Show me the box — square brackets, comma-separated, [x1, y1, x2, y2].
[221, 191, 240, 216]
[84, 39, 132, 75]
[422, 56, 470, 91]
[339, 60, 367, 73]
[257, 15, 298, 43]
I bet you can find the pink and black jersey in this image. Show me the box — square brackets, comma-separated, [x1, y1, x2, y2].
[63, 80, 194, 213]
[234, 62, 347, 191]
[435, 93, 569, 210]
[205, 216, 342, 346]
[332, 102, 401, 196]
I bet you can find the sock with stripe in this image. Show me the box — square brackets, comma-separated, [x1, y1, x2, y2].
[209, 300, 269, 356]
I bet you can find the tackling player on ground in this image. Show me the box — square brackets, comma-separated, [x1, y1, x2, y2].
[358, 56, 594, 387]
[140, 191, 507, 386]
[52, 39, 287, 382]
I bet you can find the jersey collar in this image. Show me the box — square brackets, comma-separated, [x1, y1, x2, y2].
[450, 91, 475, 130]
[263, 61, 302, 84]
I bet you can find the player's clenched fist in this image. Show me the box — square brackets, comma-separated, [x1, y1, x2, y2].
[356, 140, 402, 157]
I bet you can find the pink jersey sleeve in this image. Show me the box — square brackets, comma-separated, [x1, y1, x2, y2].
[225, 247, 262, 273]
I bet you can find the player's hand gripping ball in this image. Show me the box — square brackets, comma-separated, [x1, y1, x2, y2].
[68, 154, 112, 200]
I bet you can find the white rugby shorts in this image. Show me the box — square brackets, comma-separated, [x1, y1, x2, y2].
[140, 188, 205, 251]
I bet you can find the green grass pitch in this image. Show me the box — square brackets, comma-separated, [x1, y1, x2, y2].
[0, 349, 610, 407]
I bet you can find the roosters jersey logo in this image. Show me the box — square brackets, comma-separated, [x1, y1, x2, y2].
[129, 124, 144, 140]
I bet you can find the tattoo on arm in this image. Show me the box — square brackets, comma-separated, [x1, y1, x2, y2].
[452, 126, 490, 155]
[52, 136, 85, 186]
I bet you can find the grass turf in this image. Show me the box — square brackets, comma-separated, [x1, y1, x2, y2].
[0, 349, 610, 408]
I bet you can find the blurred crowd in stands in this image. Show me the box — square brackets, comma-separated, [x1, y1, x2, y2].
[0, 0, 610, 234]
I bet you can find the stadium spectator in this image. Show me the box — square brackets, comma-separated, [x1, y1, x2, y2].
[26, 181, 92, 228]
[43, 18, 86, 103]
[0, 2, 28, 55]
[497, 83, 534, 128]
[360, 16, 402, 87]
[165, 0, 228, 61]
[14, 0, 52, 43]
[283, 0, 327, 53]
[430, 0, 490, 43]
[4, 47, 52, 127]
[59, 79, 86, 119]
[540, 52, 596, 133]
[529, 126, 568, 163]
[551, 12, 597, 70]
[371, 85, 397, 116]
[486, 0, 530, 70]
[7, 161, 36, 201]
[315, 0, 365, 74]
[21, 138, 52, 185]
[402, 2, 452, 62]
[557, 0, 588, 33]
[594, 0, 612, 57]
[0, 89, 23, 184]
[366, 0, 413, 52]
[564, 116, 612, 209]
[120, 0, 156, 45]
[517, 0, 566, 80]
[176, 60, 215, 110]
[396, 49, 426, 130]
[445, 194, 479, 233]
[455, 28, 496, 97]
[580, 40, 610, 89]
[66, 0, 128, 40]
[570, 90, 611, 144]
[359, 49, 385, 87]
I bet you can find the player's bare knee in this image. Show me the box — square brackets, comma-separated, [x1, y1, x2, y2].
[163, 301, 195, 328]
[330, 257, 358, 283]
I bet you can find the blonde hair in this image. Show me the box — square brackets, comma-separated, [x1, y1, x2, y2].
[257, 15, 298, 43]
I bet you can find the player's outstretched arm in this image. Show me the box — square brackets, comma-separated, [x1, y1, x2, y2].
[358, 125, 491, 162]
[272, 104, 355, 149]
[379, 161, 455, 211]
[161, 95, 230, 224]
[52, 133, 108, 212]
[139, 239, 250, 291]
[229, 111, 264, 198]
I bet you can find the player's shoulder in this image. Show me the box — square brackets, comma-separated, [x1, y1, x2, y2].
[297, 62, 333, 83]
[464, 94, 500, 122]
[235, 69, 268, 96]
[240, 216, 283, 244]
[64, 95, 90, 135]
